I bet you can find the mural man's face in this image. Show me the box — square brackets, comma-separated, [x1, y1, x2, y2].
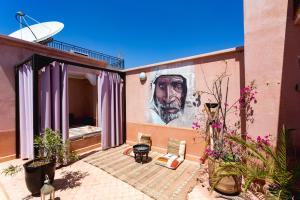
[154, 75, 187, 124]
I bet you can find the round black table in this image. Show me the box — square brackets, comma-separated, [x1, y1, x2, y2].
[133, 144, 150, 164]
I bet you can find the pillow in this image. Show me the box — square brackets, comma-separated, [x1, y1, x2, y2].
[157, 157, 168, 163]
[178, 140, 186, 159]
[170, 159, 179, 168]
[140, 135, 151, 146]
[167, 138, 181, 156]
[156, 153, 181, 169]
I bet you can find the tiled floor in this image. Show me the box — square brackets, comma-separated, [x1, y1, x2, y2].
[0, 159, 153, 200]
[0, 155, 235, 200]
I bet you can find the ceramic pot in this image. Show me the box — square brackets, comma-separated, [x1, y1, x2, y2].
[23, 159, 55, 195]
[208, 159, 242, 195]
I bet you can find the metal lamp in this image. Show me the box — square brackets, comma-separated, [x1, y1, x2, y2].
[139, 72, 147, 81]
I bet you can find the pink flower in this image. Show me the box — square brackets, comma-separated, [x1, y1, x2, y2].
[254, 134, 272, 147]
[192, 121, 200, 130]
[261, 139, 270, 146]
[228, 130, 236, 136]
[257, 136, 261, 142]
[211, 121, 222, 129]
[205, 147, 212, 155]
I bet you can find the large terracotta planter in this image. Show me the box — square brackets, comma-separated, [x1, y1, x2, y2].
[208, 159, 242, 195]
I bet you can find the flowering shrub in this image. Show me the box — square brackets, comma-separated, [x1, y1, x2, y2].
[211, 121, 222, 130]
[192, 71, 258, 162]
[236, 82, 258, 125]
[194, 73, 299, 199]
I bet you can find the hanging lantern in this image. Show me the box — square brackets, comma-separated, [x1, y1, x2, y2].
[40, 175, 55, 200]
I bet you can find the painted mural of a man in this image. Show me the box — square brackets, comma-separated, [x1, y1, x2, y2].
[151, 75, 187, 124]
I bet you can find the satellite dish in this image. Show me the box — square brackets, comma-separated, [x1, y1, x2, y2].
[9, 11, 64, 43]
[9, 22, 64, 42]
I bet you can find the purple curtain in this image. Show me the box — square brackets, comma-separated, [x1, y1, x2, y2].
[19, 63, 34, 159]
[61, 64, 69, 141]
[98, 71, 124, 150]
[40, 66, 51, 129]
[40, 62, 69, 141]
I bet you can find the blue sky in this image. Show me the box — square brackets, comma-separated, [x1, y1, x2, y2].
[0, 0, 244, 68]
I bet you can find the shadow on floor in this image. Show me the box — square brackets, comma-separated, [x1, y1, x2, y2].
[53, 170, 89, 191]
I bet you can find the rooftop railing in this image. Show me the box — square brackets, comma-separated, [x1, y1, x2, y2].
[46, 39, 125, 69]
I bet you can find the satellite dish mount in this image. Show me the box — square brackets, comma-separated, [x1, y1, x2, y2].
[15, 11, 41, 41]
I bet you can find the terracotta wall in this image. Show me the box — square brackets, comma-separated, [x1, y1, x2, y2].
[69, 78, 97, 124]
[125, 49, 244, 161]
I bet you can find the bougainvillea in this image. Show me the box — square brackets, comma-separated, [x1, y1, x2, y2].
[192, 72, 260, 162]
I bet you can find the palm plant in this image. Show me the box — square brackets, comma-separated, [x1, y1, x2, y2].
[213, 126, 300, 199]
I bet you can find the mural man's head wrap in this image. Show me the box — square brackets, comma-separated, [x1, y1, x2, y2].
[151, 74, 187, 124]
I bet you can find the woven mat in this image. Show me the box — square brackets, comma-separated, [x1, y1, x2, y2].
[84, 145, 200, 200]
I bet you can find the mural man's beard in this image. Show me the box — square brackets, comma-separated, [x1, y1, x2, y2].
[156, 101, 183, 124]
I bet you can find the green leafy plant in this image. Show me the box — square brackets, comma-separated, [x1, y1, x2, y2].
[34, 128, 79, 167]
[213, 126, 300, 199]
[35, 128, 62, 162]
[1, 164, 22, 176]
[60, 140, 80, 164]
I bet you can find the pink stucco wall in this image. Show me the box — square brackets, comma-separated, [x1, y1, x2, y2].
[125, 48, 244, 160]
[279, 1, 300, 152]
[244, 0, 288, 141]
[244, 0, 300, 155]
[0, 45, 32, 130]
[69, 78, 97, 125]
[0, 44, 33, 161]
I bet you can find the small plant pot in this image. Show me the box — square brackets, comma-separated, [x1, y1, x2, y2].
[208, 159, 242, 195]
[23, 158, 55, 195]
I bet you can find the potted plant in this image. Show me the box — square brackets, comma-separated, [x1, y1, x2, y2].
[23, 128, 78, 195]
[192, 69, 257, 195]
[223, 126, 300, 199]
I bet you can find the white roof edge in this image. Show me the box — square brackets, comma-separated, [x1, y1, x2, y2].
[123, 46, 244, 73]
